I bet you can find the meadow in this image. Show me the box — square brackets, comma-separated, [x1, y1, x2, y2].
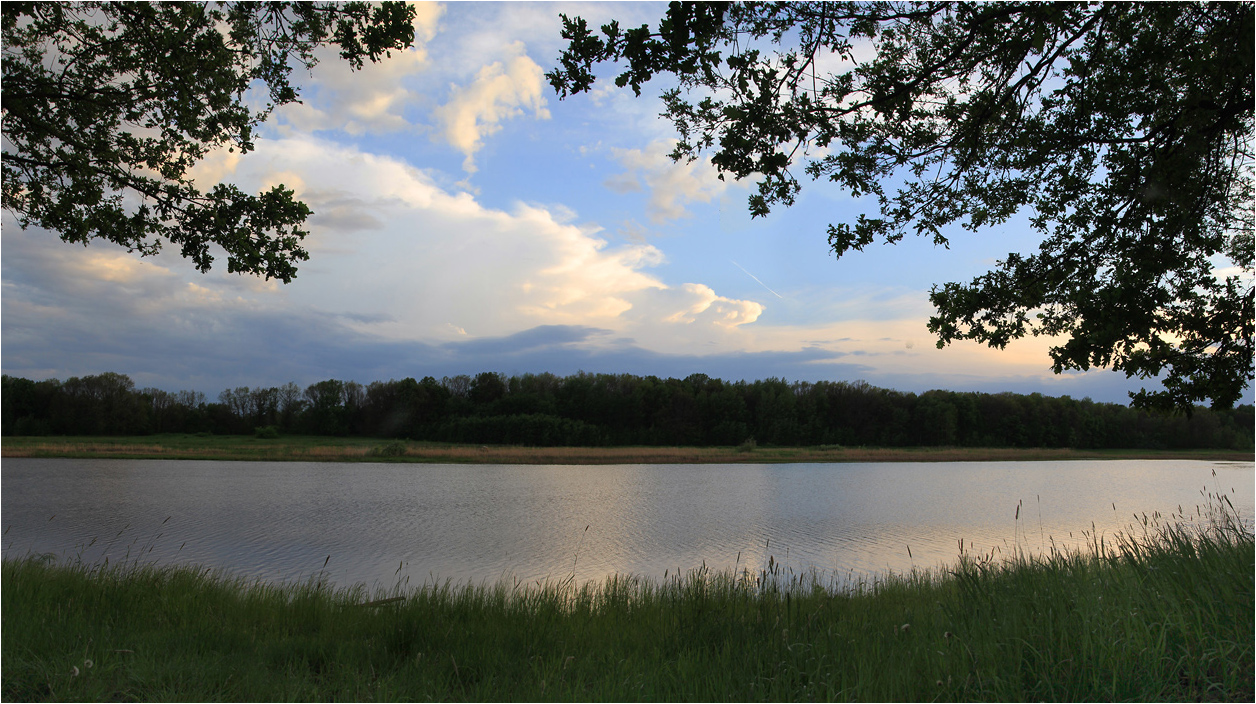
[2, 433, 1251, 464]
[3, 494, 1251, 702]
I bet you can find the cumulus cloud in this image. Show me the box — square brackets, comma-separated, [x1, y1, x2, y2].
[304, 189, 387, 234]
[657, 283, 764, 328]
[607, 139, 734, 223]
[2, 193, 1160, 403]
[409, 1, 445, 44]
[186, 146, 243, 189]
[272, 3, 445, 135]
[5, 136, 763, 356]
[433, 42, 549, 173]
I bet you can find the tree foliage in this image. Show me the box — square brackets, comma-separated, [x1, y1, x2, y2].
[548, 1, 1255, 411]
[2, 1, 415, 282]
[3, 371, 1252, 451]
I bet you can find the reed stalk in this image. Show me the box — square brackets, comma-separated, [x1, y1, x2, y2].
[4, 495, 1251, 701]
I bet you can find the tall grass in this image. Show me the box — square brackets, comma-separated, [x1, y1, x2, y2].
[3, 496, 1252, 701]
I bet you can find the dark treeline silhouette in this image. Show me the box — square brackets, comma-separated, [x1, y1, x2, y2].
[2, 372, 1252, 450]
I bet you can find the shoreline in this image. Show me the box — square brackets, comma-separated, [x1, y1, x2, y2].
[2, 435, 1251, 464]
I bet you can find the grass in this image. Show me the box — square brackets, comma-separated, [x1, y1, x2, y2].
[3, 495, 1252, 701]
[3, 433, 1251, 463]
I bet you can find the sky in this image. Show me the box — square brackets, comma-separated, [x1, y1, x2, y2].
[0, 1, 1199, 404]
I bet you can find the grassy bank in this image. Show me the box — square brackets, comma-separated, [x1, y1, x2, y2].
[4, 502, 1252, 702]
[3, 434, 1251, 463]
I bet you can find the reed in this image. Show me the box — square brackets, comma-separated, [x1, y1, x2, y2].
[4, 495, 1251, 701]
[2, 441, 172, 456]
[296, 444, 373, 458]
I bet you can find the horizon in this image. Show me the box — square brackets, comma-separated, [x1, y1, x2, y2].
[3, 367, 1223, 409]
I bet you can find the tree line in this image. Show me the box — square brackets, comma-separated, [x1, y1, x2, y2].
[3, 372, 1251, 451]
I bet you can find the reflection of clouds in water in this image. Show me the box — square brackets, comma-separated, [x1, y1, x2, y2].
[4, 459, 1250, 591]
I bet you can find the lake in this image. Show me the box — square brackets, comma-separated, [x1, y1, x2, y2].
[2, 458, 1251, 590]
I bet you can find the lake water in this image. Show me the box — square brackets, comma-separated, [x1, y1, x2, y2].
[2, 458, 1251, 590]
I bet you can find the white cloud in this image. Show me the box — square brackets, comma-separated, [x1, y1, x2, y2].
[272, 3, 445, 135]
[430, 2, 667, 83]
[6, 134, 1065, 389]
[704, 303, 1089, 389]
[409, 1, 445, 44]
[174, 136, 760, 350]
[659, 283, 764, 327]
[186, 145, 242, 189]
[608, 139, 736, 223]
[432, 42, 550, 173]
[0, 182, 1157, 403]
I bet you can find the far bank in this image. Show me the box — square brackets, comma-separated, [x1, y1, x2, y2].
[2, 435, 1251, 464]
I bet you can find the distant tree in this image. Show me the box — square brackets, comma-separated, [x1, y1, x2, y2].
[2, 375, 59, 435]
[249, 387, 280, 428]
[2, 370, 1254, 447]
[276, 382, 304, 431]
[468, 372, 508, 407]
[363, 380, 403, 437]
[2, 1, 415, 282]
[58, 372, 149, 434]
[341, 380, 365, 434]
[412, 377, 452, 430]
[549, 1, 1254, 411]
[912, 391, 959, 446]
[303, 379, 348, 435]
[441, 375, 473, 399]
[218, 387, 252, 424]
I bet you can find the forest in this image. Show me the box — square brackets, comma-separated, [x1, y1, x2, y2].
[2, 371, 1251, 451]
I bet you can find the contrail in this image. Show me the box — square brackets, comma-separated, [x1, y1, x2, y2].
[730, 260, 786, 299]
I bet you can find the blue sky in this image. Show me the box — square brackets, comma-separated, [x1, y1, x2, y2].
[1, 1, 1183, 403]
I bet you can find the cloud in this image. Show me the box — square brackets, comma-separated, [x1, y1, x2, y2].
[1, 3, 1191, 408]
[607, 139, 736, 222]
[2, 133, 1173, 405]
[409, 1, 445, 44]
[450, 325, 612, 355]
[1, 254, 1156, 403]
[4, 135, 765, 360]
[186, 146, 243, 188]
[433, 42, 550, 173]
[2, 212, 1169, 404]
[233, 136, 755, 346]
[603, 171, 643, 194]
[656, 284, 764, 328]
[272, 3, 445, 135]
[304, 189, 388, 234]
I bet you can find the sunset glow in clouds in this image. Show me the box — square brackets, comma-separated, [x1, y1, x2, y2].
[1, 2, 1184, 404]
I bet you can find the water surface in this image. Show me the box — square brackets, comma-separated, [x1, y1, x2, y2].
[3, 458, 1250, 589]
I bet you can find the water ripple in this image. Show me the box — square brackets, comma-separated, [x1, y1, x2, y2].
[3, 458, 1250, 589]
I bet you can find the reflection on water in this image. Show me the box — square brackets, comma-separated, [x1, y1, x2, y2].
[2, 458, 1251, 589]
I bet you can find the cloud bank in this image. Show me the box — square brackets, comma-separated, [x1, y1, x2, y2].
[3, 129, 1161, 403]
